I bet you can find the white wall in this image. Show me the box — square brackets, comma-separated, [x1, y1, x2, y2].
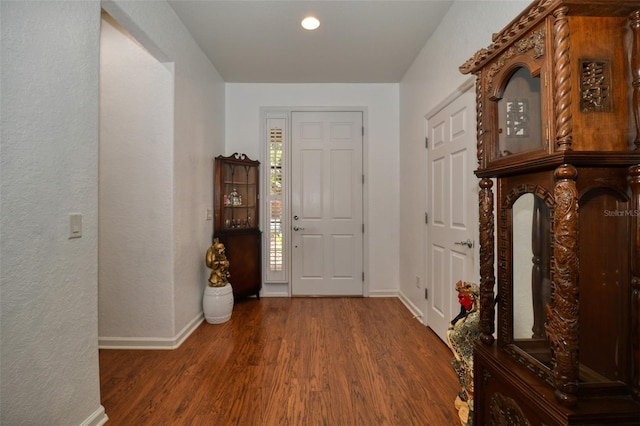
[99, 16, 175, 340]
[226, 84, 400, 296]
[100, 1, 226, 347]
[1, 0, 224, 423]
[398, 1, 530, 319]
[1, 1, 105, 424]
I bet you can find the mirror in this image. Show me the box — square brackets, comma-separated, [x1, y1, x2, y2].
[512, 193, 552, 366]
[513, 193, 534, 339]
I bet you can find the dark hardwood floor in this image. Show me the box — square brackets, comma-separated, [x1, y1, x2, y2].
[100, 297, 460, 425]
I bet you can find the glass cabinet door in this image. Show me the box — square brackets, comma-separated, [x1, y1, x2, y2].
[495, 66, 544, 161]
[222, 162, 258, 230]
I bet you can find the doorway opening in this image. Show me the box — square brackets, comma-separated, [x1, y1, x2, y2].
[98, 11, 175, 347]
[424, 82, 479, 342]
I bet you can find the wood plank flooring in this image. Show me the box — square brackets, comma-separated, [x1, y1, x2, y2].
[100, 297, 460, 425]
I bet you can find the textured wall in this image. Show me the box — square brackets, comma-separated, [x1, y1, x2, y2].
[0, 1, 105, 424]
[1, 0, 225, 423]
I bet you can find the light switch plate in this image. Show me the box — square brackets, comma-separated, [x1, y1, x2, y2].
[69, 213, 82, 239]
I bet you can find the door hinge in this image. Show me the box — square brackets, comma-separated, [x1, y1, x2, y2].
[362, 223, 365, 233]
[425, 212, 428, 224]
[362, 126, 365, 136]
[362, 272, 365, 281]
[425, 136, 429, 149]
[425, 288, 428, 299]
[362, 174, 365, 184]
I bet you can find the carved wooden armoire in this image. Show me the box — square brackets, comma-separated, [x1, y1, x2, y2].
[459, 1, 640, 424]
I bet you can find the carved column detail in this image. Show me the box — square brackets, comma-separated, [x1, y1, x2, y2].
[630, 11, 640, 151]
[630, 165, 640, 397]
[479, 178, 496, 345]
[476, 73, 485, 168]
[546, 164, 579, 407]
[489, 393, 532, 426]
[553, 7, 573, 151]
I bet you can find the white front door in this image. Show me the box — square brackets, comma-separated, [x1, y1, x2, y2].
[426, 88, 478, 342]
[291, 111, 364, 296]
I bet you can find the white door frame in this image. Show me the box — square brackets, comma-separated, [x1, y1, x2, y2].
[260, 107, 369, 297]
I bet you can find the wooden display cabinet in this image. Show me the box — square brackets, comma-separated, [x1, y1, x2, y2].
[214, 153, 261, 300]
[459, 1, 640, 424]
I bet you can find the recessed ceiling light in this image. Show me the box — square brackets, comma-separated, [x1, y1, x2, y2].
[301, 16, 320, 31]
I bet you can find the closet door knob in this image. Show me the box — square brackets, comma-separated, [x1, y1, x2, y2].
[454, 239, 473, 248]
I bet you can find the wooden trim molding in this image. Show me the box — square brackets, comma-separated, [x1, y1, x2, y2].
[479, 177, 496, 345]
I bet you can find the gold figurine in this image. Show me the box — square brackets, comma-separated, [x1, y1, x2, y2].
[205, 238, 230, 287]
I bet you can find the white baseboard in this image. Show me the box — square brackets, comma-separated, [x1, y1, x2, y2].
[398, 290, 425, 324]
[80, 405, 108, 426]
[260, 291, 290, 297]
[368, 290, 426, 325]
[368, 289, 399, 297]
[98, 312, 204, 350]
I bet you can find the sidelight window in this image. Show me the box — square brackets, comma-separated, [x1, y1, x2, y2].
[265, 116, 287, 282]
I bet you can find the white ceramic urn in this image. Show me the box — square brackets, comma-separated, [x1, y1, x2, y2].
[203, 283, 233, 324]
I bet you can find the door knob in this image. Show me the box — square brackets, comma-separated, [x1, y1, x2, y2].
[293, 215, 299, 220]
[293, 226, 305, 231]
[454, 239, 473, 248]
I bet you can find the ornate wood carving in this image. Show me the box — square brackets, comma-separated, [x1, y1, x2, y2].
[631, 11, 640, 151]
[498, 197, 510, 346]
[500, 184, 537, 345]
[485, 28, 545, 94]
[498, 185, 556, 385]
[459, 0, 557, 75]
[479, 178, 496, 345]
[483, 369, 492, 385]
[545, 164, 579, 407]
[489, 392, 532, 426]
[500, 185, 554, 347]
[476, 74, 486, 168]
[630, 164, 640, 397]
[580, 60, 611, 112]
[553, 7, 573, 151]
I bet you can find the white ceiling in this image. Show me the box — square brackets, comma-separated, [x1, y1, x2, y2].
[167, 0, 454, 83]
